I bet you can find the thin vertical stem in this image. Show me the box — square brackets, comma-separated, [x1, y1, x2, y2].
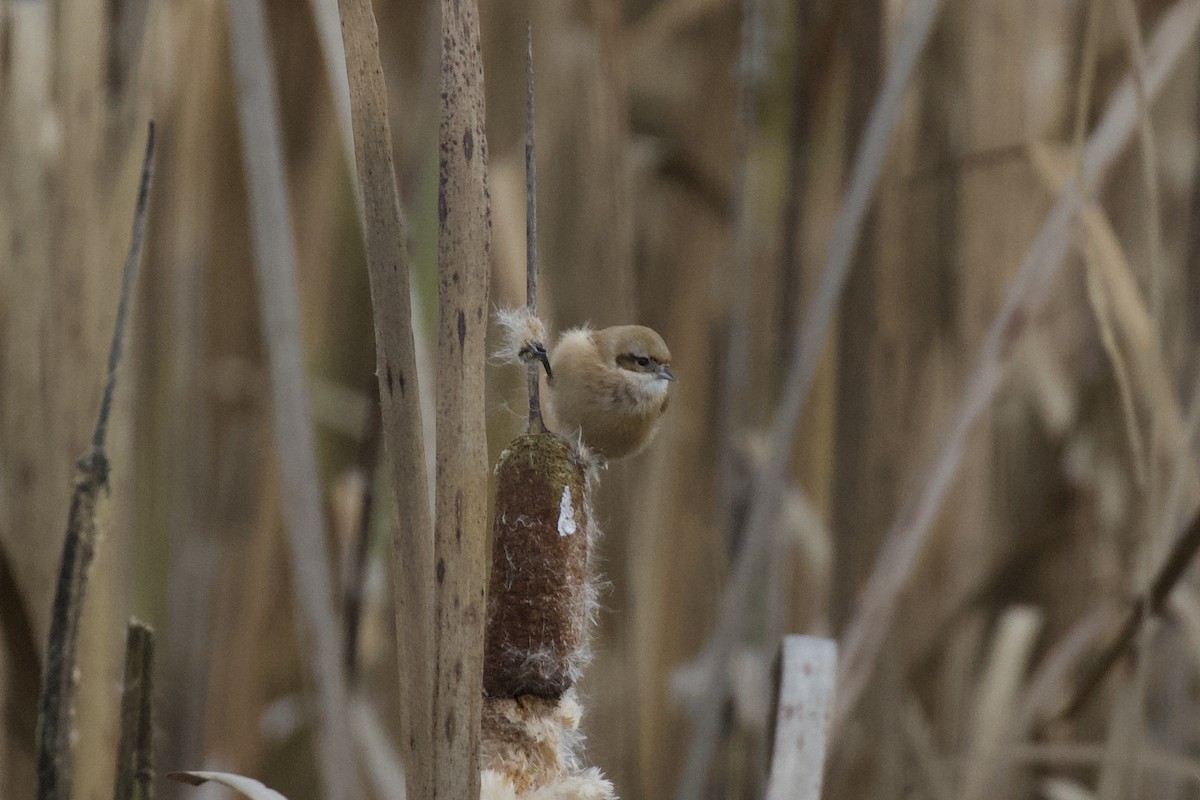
[113, 621, 155, 800]
[526, 25, 546, 435]
[225, 1, 362, 795]
[37, 121, 155, 800]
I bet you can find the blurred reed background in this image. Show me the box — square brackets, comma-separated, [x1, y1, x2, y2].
[4, 0, 1200, 798]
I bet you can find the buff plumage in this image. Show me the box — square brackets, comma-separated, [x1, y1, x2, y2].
[546, 325, 674, 460]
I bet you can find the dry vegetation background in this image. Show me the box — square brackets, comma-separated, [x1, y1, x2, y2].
[4, 0, 1200, 798]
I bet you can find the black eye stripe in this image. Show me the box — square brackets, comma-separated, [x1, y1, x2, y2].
[617, 353, 657, 370]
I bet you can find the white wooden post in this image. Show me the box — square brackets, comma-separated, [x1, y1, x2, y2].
[766, 636, 837, 800]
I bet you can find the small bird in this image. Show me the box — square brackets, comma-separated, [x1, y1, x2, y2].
[546, 325, 675, 460]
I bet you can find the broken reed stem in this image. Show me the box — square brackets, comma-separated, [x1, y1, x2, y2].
[94, 123, 156, 456]
[1059, 507, 1200, 719]
[525, 25, 546, 436]
[335, 0, 436, 795]
[225, 1, 362, 797]
[436, 0, 492, 794]
[36, 120, 155, 800]
[113, 621, 155, 800]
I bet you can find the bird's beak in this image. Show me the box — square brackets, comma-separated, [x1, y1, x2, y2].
[659, 365, 676, 382]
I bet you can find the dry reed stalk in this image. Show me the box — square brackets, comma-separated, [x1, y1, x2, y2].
[1089, 218, 1196, 494]
[713, 0, 765, 535]
[4, 28, 145, 797]
[1113, 17, 1170, 706]
[341, 409, 380, 682]
[1172, 577, 1200, 640]
[350, 696, 408, 800]
[304, 0, 356, 174]
[112, 620, 154, 800]
[3, 35, 145, 788]
[830, 0, 885, 631]
[435, 0, 492, 794]
[1096, 666, 1147, 800]
[105, 0, 149, 106]
[962, 607, 1043, 800]
[1027, 142, 1200, 724]
[335, 0, 436, 791]
[1188, 73, 1200, 343]
[1006, 742, 1200, 785]
[394, 0, 443, 216]
[1029, 142, 1198, 500]
[1057, 507, 1200, 720]
[674, 1, 946, 794]
[1072, 0, 1102, 161]
[36, 122, 155, 800]
[224, 2, 362, 798]
[833, 0, 1200, 735]
[1149, 371, 1200, 579]
[1080, 225, 1149, 485]
[0, 0, 55, 653]
[141, 0, 244, 777]
[952, 606, 1113, 794]
[775, 3, 840, 369]
[1113, 0, 1165, 382]
[901, 700, 955, 800]
[198, 438, 280, 776]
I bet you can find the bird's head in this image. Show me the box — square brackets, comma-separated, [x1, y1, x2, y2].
[593, 325, 675, 383]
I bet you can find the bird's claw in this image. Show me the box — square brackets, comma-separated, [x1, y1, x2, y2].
[518, 341, 553, 379]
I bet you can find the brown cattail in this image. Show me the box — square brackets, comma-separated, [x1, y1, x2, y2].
[484, 432, 593, 698]
[480, 428, 614, 799]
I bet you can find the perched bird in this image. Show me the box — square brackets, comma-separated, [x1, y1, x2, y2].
[546, 325, 674, 460]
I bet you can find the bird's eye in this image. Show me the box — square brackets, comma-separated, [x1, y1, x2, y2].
[636, 356, 650, 368]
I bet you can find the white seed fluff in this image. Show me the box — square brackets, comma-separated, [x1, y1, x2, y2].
[558, 485, 577, 537]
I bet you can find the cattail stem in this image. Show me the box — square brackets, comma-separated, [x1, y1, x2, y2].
[113, 621, 155, 800]
[36, 121, 155, 800]
[525, 24, 547, 435]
